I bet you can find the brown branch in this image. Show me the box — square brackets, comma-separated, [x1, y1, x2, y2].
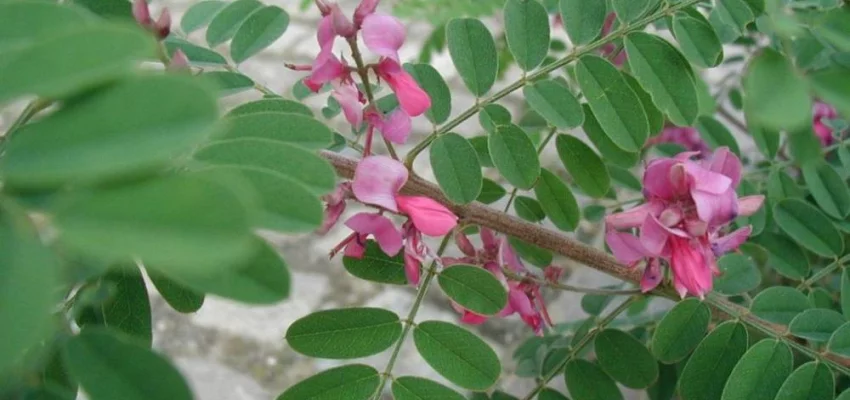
[321, 151, 850, 373]
[322, 150, 641, 282]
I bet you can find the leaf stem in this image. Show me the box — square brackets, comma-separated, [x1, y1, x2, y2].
[797, 255, 850, 290]
[370, 231, 454, 399]
[521, 295, 642, 400]
[402, 0, 704, 166]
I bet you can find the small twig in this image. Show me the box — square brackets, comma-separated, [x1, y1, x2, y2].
[717, 105, 748, 133]
[502, 269, 642, 296]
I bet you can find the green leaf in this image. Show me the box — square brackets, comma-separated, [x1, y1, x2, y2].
[230, 5, 288, 63]
[413, 321, 500, 390]
[71, 0, 131, 19]
[195, 166, 322, 233]
[63, 329, 192, 400]
[0, 1, 95, 52]
[181, 0, 227, 33]
[478, 178, 507, 204]
[555, 134, 610, 198]
[672, 13, 723, 68]
[277, 364, 379, 400]
[405, 63, 452, 124]
[539, 388, 570, 400]
[575, 55, 648, 152]
[678, 321, 749, 400]
[559, 0, 606, 45]
[286, 308, 402, 359]
[580, 105, 640, 168]
[148, 271, 204, 313]
[2, 75, 217, 189]
[479, 104, 512, 134]
[715, 0, 755, 35]
[534, 168, 580, 232]
[163, 38, 228, 66]
[430, 133, 483, 204]
[101, 268, 152, 346]
[695, 116, 740, 156]
[219, 112, 333, 150]
[510, 236, 553, 267]
[749, 124, 780, 160]
[564, 359, 623, 400]
[720, 339, 792, 400]
[612, 0, 656, 23]
[595, 329, 658, 389]
[766, 170, 804, 205]
[504, 0, 550, 71]
[343, 241, 407, 285]
[515, 196, 546, 222]
[439, 265, 508, 316]
[788, 309, 846, 342]
[773, 362, 833, 400]
[651, 298, 711, 364]
[54, 175, 256, 274]
[744, 49, 812, 132]
[489, 124, 541, 189]
[808, 287, 835, 311]
[0, 23, 155, 104]
[202, 71, 255, 96]
[801, 161, 850, 219]
[773, 199, 844, 257]
[750, 286, 811, 325]
[206, 0, 263, 46]
[446, 18, 498, 96]
[828, 321, 850, 357]
[754, 232, 811, 280]
[622, 73, 664, 137]
[843, 269, 850, 320]
[808, 66, 850, 120]
[0, 203, 59, 373]
[227, 98, 312, 117]
[392, 376, 465, 400]
[163, 239, 290, 304]
[624, 32, 699, 126]
[194, 138, 336, 196]
[523, 80, 584, 129]
[713, 253, 761, 295]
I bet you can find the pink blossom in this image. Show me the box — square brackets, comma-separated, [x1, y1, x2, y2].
[331, 81, 364, 128]
[362, 13, 406, 62]
[168, 49, 189, 70]
[397, 196, 457, 236]
[344, 212, 403, 256]
[813, 102, 838, 146]
[330, 3, 356, 37]
[317, 182, 351, 234]
[370, 108, 412, 144]
[374, 59, 431, 118]
[354, 0, 380, 27]
[647, 126, 710, 154]
[605, 147, 763, 298]
[402, 221, 427, 285]
[133, 0, 171, 39]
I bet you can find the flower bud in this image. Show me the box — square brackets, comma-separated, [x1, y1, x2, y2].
[330, 4, 356, 37]
[353, 0, 379, 27]
[154, 8, 171, 39]
[132, 0, 151, 25]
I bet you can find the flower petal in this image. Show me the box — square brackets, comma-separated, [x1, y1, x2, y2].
[344, 212, 403, 255]
[737, 195, 765, 217]
[692, 188, 738, 227]
[668, 236, 713, 298]
[498, 237, 525, 272]
[640, 214, 687, 256]
[605, 202, 664, 230]
[352, 155, 408, 211]
[376, 59, 431, 117]
[640, 259, 662, 292]
[331, 82, 363, 128]
[684, 162, 732, 194]
[396, 195, 457, 236]
[642, 158, 680, 199]
[703, 147, 742, 188]
[605, 231, 648, 265]
[404, 253, 421, 285]
[376, 108, 411, 144]
[362, 13, 405, 61]
[711, 226, 752, 256]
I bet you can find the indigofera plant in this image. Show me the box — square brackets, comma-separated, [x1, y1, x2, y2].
[1, 0, 850, 399]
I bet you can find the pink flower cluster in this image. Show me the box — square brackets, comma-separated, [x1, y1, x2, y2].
[323, 156, 457, 285]
[813, 102, 839, 146]
[444, 229, 558, 335]
[290, 0, 430, 148]
[647, 126, 710, 155]
[605, 148, 764, 298]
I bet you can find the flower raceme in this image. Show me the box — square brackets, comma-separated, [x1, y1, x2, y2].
[289, 0, 430, 149]
[813, 101, 839, 146]
[605, 148, 764, 298]
[324, 156, 457, 285]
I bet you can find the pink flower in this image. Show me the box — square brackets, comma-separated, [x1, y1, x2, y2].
[647, 126, 710, 154]
[813, 102, 838, 146]
[133, 0, 171, 39]
[342, 212, 403, 257]
[402, 221, 427, 285]
[374, 59, 431, 118]
[367, 108, 412, 144]
[605, 147, 764, 298]
[352, 156, 457, 235]
[600, 13, 626, 66]
[354, 0, 379, 27]
[317, 182, 351, 234]
[168, 49, 189, 71]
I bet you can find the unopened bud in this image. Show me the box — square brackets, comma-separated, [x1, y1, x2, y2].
[168, 49, 189, 70]
[454, 231, 476, 257]
[132, 0, 151, 25]
[154, 8, 171, 39]
[314, 0, 332, 16]
[330, 4, 356, 37]
[353, 0, 379, 27]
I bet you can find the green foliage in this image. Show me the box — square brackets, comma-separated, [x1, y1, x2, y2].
[750, 287, 811, 325]
[489, 124, 541, 189]
[678, 321, 749, 400]
[206, 0, 263, 46]
[720, 340, 793, 400]
[504, 0, 550, 71]
[277, 364, 379, 400]
[406, 63, 452, 124]
[534, 168, 580, 232]
[446, 18, 498, 96]
[774, 362, 834, 400]
[564, 359, 623, 400]
[713, 254, 761, 295]
[286, 308, 403, 359]
[613, 0, 658, 23]
[594, 329, 658, 388]
[555, 134, 611, 198]
[430, 133, 483, 204]
[744, 49, 812, 132]
[181, 1, 228, 33]
[523, 80, 584, 130]
[774, 199, 844, 257]
[391, 376, 465, 400]
[672, 12, 724, 68]
[651, 299, 711, 364]
[438, 265, 508, 315]
[343, 241, 408, 285]
[230, 5, 289, 63]
[413, 321, 501, 390]
[559, 0, 606, 45]
[788, 308, 846, 342]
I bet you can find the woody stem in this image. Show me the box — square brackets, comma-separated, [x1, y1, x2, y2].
[346, 36, 400, 160]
